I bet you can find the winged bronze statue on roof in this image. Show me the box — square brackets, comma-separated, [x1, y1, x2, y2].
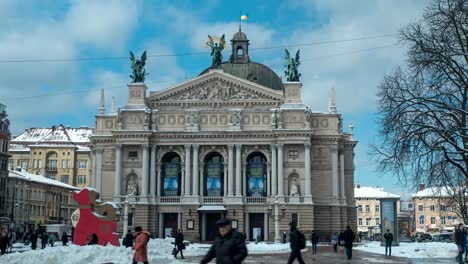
[129, 50, 148, 83]
[284, 49, 301, 82]
[206, 34, 226, 69]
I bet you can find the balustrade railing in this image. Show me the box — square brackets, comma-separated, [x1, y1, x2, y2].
[245, 197, 267, 204]
[203, 197, 224, 204]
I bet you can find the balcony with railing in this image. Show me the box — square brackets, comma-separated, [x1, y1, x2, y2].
[158, 197, 181, 204]
[203, 197, 224, 204]
[245, 197, 267, 204]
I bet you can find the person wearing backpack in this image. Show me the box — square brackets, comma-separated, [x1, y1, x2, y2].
[310, 231, 319, 254]
[287, 221, 305, 264]
[343, 226, 356, 260]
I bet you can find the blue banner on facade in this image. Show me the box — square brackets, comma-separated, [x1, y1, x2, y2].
[248, 163, 265, 197]
[163, 163, 179, 196]
[206, 163, 222, 196]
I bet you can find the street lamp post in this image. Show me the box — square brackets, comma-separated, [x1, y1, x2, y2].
[268, 196, 287, 244]
[122, 196, 129, 238]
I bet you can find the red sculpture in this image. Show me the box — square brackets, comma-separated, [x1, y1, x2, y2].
[73, 188, 120, 246]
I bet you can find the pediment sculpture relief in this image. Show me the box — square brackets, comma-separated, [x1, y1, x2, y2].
[170, 80, 263, 101]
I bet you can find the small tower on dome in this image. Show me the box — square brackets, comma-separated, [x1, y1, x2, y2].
[230, 26, 250, 63]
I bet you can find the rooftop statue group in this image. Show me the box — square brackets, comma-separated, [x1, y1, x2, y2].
[206, 34, 226, 68]
[129, 50, 148, 83]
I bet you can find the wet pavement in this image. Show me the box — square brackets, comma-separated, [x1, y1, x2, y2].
[182, 245, 456, 264]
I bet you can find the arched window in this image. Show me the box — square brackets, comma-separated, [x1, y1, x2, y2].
[161, 152, 181, 196]
[246, 152, 267, 197]
[204, 152, 224, 196]
[237, 46, 244, 56]
[45, 151, 58, 178]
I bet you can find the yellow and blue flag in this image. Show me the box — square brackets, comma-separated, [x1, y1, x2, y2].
[240, 14, 248, 20]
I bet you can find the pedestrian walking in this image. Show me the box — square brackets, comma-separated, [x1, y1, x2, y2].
[123, 230, 135, 248]
[30, 231, 38, 250]
[8, 230, 14, 253]
[40, 232, 49, 249]
[455, 223, 465, 264]
[287, 221, 306, 264]
[174, 229, 185, 259]
[49, 233, 56, 247]
[343, 225, 355, 260]
[0, 231, 9, 255]
[310, 231, 319, 254]
[132, 226, 150, 264]
[282, 232, 287, 244]
[61, 232, 69, 246]
[338, 232, 344, 252]
[200, 218, 248, 264]
[383, 229, 393, 256]
[331, 232, 338, 253]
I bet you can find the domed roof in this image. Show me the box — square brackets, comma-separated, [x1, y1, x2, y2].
[200, 62, 284, 91]
[233, 31, 248, 41]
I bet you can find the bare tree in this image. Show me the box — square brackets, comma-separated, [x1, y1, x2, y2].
[371, 0, 468, 222]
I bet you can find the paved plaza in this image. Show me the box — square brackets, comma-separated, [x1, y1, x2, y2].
[182, 245, 455, 264]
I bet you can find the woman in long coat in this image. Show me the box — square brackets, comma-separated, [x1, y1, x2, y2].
[132, 226, 150, 264]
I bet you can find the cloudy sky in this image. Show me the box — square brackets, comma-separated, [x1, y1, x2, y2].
[0, 0, 428, 195]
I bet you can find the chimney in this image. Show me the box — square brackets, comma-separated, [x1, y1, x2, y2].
[51, 125, 56, 131]
[357, 184, 361, 189]
[419, 184, 425, 191]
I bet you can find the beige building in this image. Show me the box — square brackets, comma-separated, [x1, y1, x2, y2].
[355, 186, 400, 238]
[91, 29, 357, 242]
[6, 168, 78, 232]
[413, 185, 460, 233]
[0, 103, 10, 220]
[8, 125, 93, 188]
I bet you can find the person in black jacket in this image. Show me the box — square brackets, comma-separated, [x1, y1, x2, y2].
[287, 222, 305, 264]
[343, 226, 355, 260]
[455, 223, 465, 264]
[200, 218, 247, 264]
[123, 230, 134, 248]
[30, 231, 38, 250]
[0, 231, 9, 255]
[310, 231, 319, 254]
[383, 229, 393, 256]
[88, 233, 98, 245]
[174, 229, 185, 259]
[61, 232, 69, 246]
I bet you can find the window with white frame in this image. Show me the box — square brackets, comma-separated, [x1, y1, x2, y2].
[366, 218, 371, 225]
[78, 160, 87, 169]
[365, 205, 370, 212]
[431, 217, 436, 224]
[358, 205, 362, 212]
[77, 175, 86, 184]
[440, 204, 446, 211]
[419, 216, 425, 224]
[375, 205, 380, 213]
[358, 218, 362, 225]
[418, 205, 423, 211]
[441, 217, 446, 225]
[375, 218, 380, 225]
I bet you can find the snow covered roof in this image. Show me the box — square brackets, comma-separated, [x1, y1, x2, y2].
[9, 169, 80, 190]
[354, 186, 400, 199]
[12, 125, 93, 144]
[412, 187, 450, 198]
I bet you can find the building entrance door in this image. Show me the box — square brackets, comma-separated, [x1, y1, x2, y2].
[206, 213, 222, 241]
[163, 213, 178, 238]
[249, 213, 264, 242]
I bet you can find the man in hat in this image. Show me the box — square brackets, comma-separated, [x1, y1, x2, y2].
[287, 221, 306, 264]
[200, 218, 248, 264]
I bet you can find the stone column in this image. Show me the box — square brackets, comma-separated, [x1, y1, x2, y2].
[91, 149, 96, 188]
[271, 144, 277, 196]
[193, 145, 199, 196]
[178, 212, 182, 229]
[235, 144, 242, 196]
[331, 145, 339, 199]
[242, 167, 247, 197]
[150, 144, 157, 198]
[264, 212, 269, 241]
[267, 166, 271, 196]
[201, 213, 207, 241]
[228, 144, 234, 196]
[158, 213, 163, 238]
[156, 163, 162, 197]
[277, 144, 284, 196]
[96, 149, 103, 193]
[245, 213, 250, 241]
[184, 145, 191, 196]
[304, 143, 312, 197]
[141, 144, 150, 199]
[223, 164, 228, 197]
[199, 165, 204, 197]
[114, 144, 122, 201]
[339, 152, 345, 199]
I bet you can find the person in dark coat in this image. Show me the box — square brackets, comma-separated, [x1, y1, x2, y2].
[282, 232, 287, 244]
[30, 231, 38, 250]
[174, 229, 185, 259]
[61, 232, 69, 246]
[455, 223, 465, 264]
[200, 218, 248, 264]
[383, 229, 393, 256]
[287, 222, 305, 264]
[124, 230, 135, 248]
[310, 231, 319, 254]
[343, 225, 355, 260]
[40, 232, 49, 249]
[88, 233, 98, 245]
[0, 231, 9, 255]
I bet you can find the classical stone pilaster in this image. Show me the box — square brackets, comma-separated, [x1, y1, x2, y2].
[304, 143, 313, 203]
[91, 149, 96, 188]
[331, 145, 339, 201]
[96, 149, 103, 193]
[235, 144, 242, 196]
[277, 144, 284, 196]
[228, 144, 234, 197]
[192, 145, 199, 196]
[184, 145, 191, 196]
[339, 151, 345, 202]
[156, 163, 162, 197]
[271, 144, 277, 196]
[141, 143, 150, 202]
[114, 144, 122, 202]
[150, 144, 157, 199]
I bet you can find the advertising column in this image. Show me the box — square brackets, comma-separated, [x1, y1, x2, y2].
[381, 199, 399, 246]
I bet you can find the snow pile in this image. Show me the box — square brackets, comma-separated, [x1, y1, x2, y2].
[355, 241, 458, 258]
[2, 238, 184, 264]
[355, 186, 400, 198]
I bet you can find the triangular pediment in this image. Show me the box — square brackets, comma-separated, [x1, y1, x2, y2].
[147, 70, 284, 104]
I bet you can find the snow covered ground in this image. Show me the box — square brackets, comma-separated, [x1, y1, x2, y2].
[355, 241, 458, 259]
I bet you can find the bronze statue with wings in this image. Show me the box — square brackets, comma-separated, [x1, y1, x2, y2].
[284, 49, 301, 82]
[206, 34, 225, 68]
[129, 50, 148, 83]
